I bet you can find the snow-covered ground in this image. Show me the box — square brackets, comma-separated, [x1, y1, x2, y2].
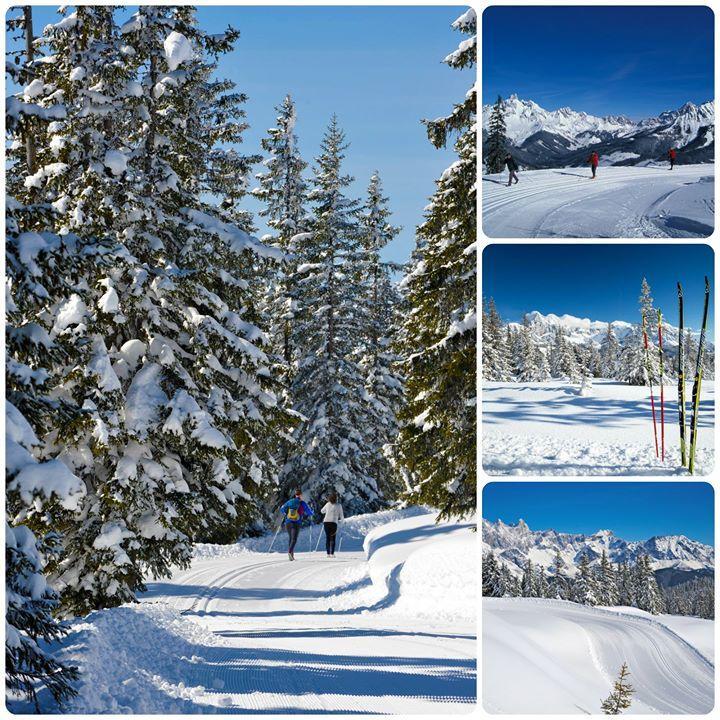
[483, 379, 714, 475]
[482, 164, 714, 238]
[15, 509, 477, 714]
[483, 598, 714, 714]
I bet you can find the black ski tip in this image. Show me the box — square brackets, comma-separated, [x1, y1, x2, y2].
[705, 276, 710, 291]
[677, 281, 683, 295]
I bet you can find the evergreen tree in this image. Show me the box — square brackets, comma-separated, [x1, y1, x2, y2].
[535, 346, 551, 382]
[617, 561, 634, 606]
[574, 554, 598, 605]
[639, 277, 655, 327]
[599, 323, 620, 379]
[596, 550, 619, 606]
[482, 550, 506, 597]
[513, 315, 540, 381]
[618, 326, 658, 386]
[357, 172, 405, 500]
[633, 555, 664, 614]
[396, 8, 476, 520]
[485, 95, 507, 173]
[550, 549, 567, 599]
[482, 298, 512, 381]
[521, 558, 535, 597]
[252, 94, 309, 381]
[283, 117, 381, 513]
[536, 565, 549, 598]
[601, 663, 634, 715]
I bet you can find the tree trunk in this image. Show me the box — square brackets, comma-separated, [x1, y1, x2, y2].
[23, 6, 37, 174]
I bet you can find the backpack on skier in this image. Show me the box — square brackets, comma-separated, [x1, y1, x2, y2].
[285, 498, 304, 522]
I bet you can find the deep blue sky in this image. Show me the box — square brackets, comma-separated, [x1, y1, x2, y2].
[9, 5, 472, 265]
[483, 244, 714, 338]
[483, 482, 714, 544]
[483, 5, 714, 118]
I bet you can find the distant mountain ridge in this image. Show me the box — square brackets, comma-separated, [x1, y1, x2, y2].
[482, 518, 714, 579]
[482, 95, 715, 168]
[507, 310, 712, 353]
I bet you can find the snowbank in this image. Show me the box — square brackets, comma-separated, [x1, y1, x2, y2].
[363, 511, 477, 621]
[8, 604, 224, 713]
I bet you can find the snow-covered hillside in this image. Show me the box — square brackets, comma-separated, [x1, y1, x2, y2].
[482, 96, 714, 167]
[483, 598, 714, 714]
[482, 518, 714, 578]
[482, 164, 714, 238]
[483, 379, 714, 475]
[9, 508, 477, 713]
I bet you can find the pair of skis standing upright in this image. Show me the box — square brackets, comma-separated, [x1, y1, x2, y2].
[641, 277, 710, 474]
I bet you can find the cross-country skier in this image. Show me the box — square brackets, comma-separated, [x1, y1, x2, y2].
[280, 489, 314, 561]
[320, 492, 344, 557]
[587, 151, 599, 179]
[505, 152, 519, 186]
[668, 147, 677, 169]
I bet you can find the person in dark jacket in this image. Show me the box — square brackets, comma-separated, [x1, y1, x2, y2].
[505, 153, 519, 186]
[668, 148, 677, 170]
[280, 489, 314, 561]
[587, 151, 599, 179]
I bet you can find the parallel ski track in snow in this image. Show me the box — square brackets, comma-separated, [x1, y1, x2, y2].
[483, 598, 714, 714]
[144, 552, 477, 713]
[482, 167, 713, 238]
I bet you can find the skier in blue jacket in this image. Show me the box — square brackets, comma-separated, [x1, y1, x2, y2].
[280, 489, 314, 561]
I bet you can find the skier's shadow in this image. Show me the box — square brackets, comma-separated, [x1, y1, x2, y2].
[482, 177, 509, 186]
[554, 171, 590, 179]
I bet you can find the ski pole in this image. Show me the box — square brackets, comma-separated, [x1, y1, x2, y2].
[314, 526, 323, 552]
[658, 309, 665, 462]
[678, 283, 686, 466]
[268, 521, 282, 553]
[689, 276, 711, 474]
[641, 313, 659, 458]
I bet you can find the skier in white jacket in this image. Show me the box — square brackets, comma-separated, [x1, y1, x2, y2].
[320, 492, 344, 556]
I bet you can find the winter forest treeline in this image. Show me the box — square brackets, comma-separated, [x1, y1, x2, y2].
[483, 278, 714, 384]
[482, 550, 714, 620]
[5, 6, 476, 707]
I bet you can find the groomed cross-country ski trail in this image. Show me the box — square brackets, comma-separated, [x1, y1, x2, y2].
[482, 165, 714, 238]
[27, 509, 477, 714]
[483, 598, 714, 714]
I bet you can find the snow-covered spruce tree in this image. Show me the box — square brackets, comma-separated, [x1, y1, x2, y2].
[617, 561, 634, 606]
[485, 95, 507, 173]
[513, 315, 540, 381]
[550, 549, 567, 599]
[574, 554, 598, 605]
[521, 558, 535, 597]
[600, 322, 620, 378]
[119, 6, 288, 542]
[639, 277, 655, 327]
[482, 550, 506, 597]
[395, 8, 476, 520]
[618, 326, 658, 386]
[536, 565, 549, 598]
[633, 555, 664, 614]
[282, 116, 381, 513]
[356, 172, 405, 500]
[482, 298, 512, 381]
[252, 94, 309, 385]
[600, 663, 634, 715]
[535, 346, 551, 382]
[596, 550, 619, 606]
[550, 326, 580, 381]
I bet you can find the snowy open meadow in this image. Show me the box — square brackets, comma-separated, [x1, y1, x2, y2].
[483, 598, 714, 714]
[482, 164, 714, 238]
[483, 379, 714, 475]
[8, 509, 477, 714]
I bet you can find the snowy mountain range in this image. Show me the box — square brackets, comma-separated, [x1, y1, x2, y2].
[482, 95, 714, 168]
[508, 310, 712, 353]
[482, 518, 714, 583]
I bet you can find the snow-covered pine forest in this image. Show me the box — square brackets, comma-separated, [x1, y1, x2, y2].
[483, 549, 714, 619]
[482, 278, 714, 385]
[5, 6, 476, 709]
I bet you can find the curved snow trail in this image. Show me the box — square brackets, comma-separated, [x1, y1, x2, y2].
[482, 165, 714, 238]
[483, 598, 714, 714]
[138, 549, 476, 713]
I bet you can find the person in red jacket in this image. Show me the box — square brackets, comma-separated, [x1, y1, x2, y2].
[587, 151, 599, 179]
[668, 147, 677, 170]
